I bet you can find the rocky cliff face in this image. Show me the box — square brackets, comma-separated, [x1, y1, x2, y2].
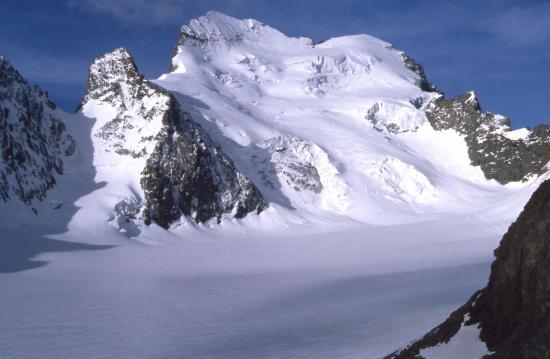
[398, 51, 438, 93]
[0, 56, 74, 204]
[387, 179, 550, 359]
[80, 48, 266, 228]
[425, 92, 550, 184]
[140, 97, 266, 228]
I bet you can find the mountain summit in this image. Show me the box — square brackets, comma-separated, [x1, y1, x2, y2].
[157, 12, 550, 223]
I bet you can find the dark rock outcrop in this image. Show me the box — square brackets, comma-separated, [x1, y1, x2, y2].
[399, 51, 439, 93]
[425, 92, 550, 184]
[140, 97, 266, 228]
[0, 56, 75, 203]
[387, 179, 550, 359]
[80, 48, 266, 228]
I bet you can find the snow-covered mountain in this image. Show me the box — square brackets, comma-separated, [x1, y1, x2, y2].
[78, 48, 265, 229]
[158, 11, 549, 225]
[2, 10, 549, 230]
[2, 10, 550, 359]
[0, 56, 75, 206]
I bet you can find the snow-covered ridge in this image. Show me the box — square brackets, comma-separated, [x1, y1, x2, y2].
[425, 91, 550, 183]
[81, 48, 167, 160]
[0, 56, 74, 204]
[79, 48, 266, 229]
[170, 11, 429, 95]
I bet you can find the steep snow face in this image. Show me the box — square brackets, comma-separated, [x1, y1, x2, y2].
[0, 56, 75, 204]
[366, 101, 427, 134]
[157, 11, 536, 224]
[79, 48, 266, 229]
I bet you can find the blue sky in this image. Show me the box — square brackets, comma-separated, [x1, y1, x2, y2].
[1, 0, 549, 128]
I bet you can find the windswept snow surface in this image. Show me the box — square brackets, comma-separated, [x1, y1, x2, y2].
[1, 11, 549, 359]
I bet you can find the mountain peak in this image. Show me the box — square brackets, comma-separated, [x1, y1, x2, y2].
[180, 11, 271, 43]
[78, 43, 267, 228]
[0, 55, 25, 86]
[0, 58, 75, 204]
[98, 47, 133, 62]
[80, 47, 143, 107]
[90, 47, 138, 77]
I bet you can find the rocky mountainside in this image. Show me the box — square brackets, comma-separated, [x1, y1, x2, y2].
[0, 56, 74, 205]
[387, 179, 550, 359]
[79, 48, 266, 228]
[426, 92, 550, 184]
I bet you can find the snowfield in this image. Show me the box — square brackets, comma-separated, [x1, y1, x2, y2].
[1, 11, 548, 359]
[0, 213, 519, 359]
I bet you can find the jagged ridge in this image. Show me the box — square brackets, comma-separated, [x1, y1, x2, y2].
[0, 56, 74, 204]
[426, 92, 550, 184]
[80, 48, 266, 228]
